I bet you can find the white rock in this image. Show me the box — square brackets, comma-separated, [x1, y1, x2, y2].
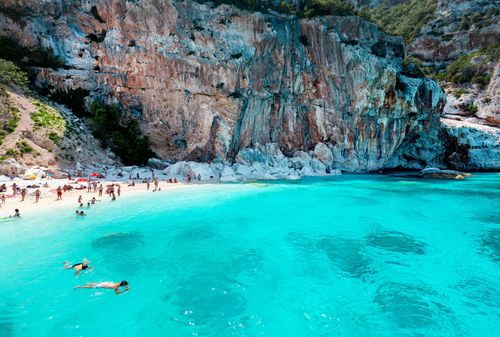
[313, 142, 334, 166]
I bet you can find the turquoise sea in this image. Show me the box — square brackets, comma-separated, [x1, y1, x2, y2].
[0, 174, 499, 337]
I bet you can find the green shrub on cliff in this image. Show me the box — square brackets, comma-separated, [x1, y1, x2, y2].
[0, 59, 29, 88]
[359, 0, 437, 43]
[195, 0, 354, 17]
[435, 47, 499, 86]
[89, 103, 155, 165]
[298, 0, 354, 18]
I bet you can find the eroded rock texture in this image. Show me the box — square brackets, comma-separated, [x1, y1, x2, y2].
[0, 0, 449, 171]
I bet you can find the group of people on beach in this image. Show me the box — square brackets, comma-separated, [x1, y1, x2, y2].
[74, 182, 123, 215]
[64, 259, 129, 295]
[1, 172, 186, 228]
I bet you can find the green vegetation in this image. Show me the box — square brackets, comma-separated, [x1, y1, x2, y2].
[435, 47, 499, 86]
[458, 8, 500, 31]
[195, 0, 355, 17]
[47, 131, 62, 144]
[16, 140, 33, 155]
[89, 103, 155, 165]
[1, 148, 19, 160]
[297, 0, 354, 18]
[31, 99, 66, 130]
[31, 99, 66, 146]
[358, 0, 437, 43]
[453, 88, 469, 98]
[0, 59, 29, 88]
[0, 94, 20, 145]
[465, 104, 479, 114]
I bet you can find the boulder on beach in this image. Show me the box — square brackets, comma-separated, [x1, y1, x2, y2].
[147, 158, 171, 170]
[0, 159, 26, 177]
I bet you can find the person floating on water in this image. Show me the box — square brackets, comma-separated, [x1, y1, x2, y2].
[74, 280, 129, 295]
[64, 259, 93, 275]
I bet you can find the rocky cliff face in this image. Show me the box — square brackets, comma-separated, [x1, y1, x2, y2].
[0, 0, 460, 172]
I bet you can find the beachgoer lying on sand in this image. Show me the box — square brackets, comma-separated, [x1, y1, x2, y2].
[64, 259, 93, 274]
[74, 280, 129, 295]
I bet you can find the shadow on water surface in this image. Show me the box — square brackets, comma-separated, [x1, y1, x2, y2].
[478, 229, 500, 264]
[454, 277, 500, 314]
[317, 236, 375, 279]
[365, 231, 426, 255]
[164, 275, 247, 333]
[0, 303, 15, 337]
[374, 282, 456, 332]
[91, 231, 145, 251]
[172, 225, 218, 243]
[90, 232, 146, 272]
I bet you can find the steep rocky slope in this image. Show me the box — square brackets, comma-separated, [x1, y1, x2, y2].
[1, 0, 498, 172]
[0, 68, 116, 174]
[0, 0, 451, 173]
[359, 0, 499, 170]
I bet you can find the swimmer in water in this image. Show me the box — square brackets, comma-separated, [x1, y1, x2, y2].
[74, 280, 129, 295]
[64, 259, 93, 275]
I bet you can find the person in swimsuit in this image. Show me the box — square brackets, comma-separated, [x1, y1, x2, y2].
[74, 280, 129, 295]
[64, 259, 93, 275]
[11, 209, 20, 218]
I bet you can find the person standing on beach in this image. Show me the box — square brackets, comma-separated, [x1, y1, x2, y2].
[153, 178, 158, 191]
[87, 181, 92, 193]
[146, 179, 150, 191]
[98, 184, 103, 197]
[20, 188, 27, 201]
[56, 186, 62, 200]
[117, 185, 121, 197]
[35, 189, 41, 202]
[12, 183, 17, 195]
[1, 194, 5, 204]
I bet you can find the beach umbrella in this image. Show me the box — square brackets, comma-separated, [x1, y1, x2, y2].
[77, 178, 89, 182]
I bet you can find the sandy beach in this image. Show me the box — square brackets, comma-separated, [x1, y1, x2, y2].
[0, 178, 203, 218]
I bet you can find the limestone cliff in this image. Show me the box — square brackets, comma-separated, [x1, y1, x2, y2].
[0, 0, 465, 172]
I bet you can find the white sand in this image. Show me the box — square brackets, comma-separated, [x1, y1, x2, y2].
[0, 178, 200, 218]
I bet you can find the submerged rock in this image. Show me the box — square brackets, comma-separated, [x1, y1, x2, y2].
[421, 167, 471, 179]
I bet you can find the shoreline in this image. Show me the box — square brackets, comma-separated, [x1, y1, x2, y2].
[0, 179, 213, 218]
[1, 171, 494, 218]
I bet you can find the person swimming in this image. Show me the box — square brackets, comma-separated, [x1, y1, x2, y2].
[74, 280, 129, 295]
[10, 209, 20, 218]
[64, 259, 93, 275]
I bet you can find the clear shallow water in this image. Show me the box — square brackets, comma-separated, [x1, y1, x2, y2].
[0, 174, 499, 337]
